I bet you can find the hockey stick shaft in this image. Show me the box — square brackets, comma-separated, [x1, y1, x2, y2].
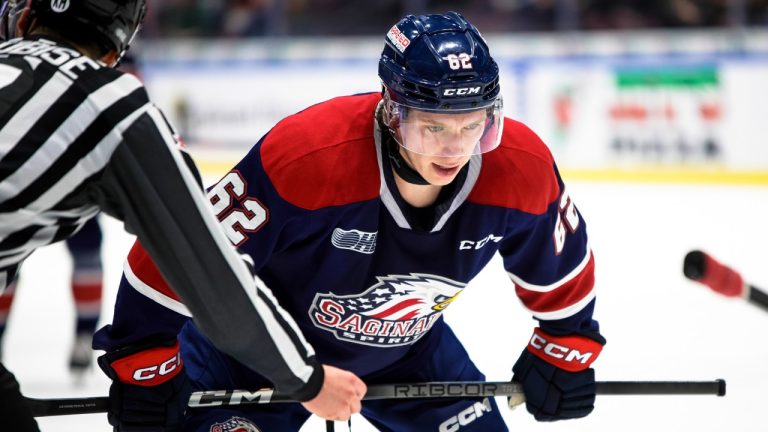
[24, 379, 725, 416]
[25, 396, 109, 417]
[747, 284, 768, 312]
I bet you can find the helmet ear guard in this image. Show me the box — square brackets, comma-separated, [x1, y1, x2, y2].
[380, 88, 404, 138]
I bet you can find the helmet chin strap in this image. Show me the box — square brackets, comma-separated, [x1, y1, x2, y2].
[385, 133, 430, 186]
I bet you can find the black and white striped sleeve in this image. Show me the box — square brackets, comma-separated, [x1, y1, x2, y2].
[94, 86, 324, 400]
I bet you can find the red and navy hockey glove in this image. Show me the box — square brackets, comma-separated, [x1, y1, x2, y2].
[97, 339, 191, 432]
[511, 328, 605, 421]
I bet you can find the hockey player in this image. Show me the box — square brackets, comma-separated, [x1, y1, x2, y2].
[0, 217, 103, 374]
[0, 1, 364, 430]
[97, 11, 606, 431]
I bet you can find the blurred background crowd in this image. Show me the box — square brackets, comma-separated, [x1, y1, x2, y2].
[141, 0, 768, 39]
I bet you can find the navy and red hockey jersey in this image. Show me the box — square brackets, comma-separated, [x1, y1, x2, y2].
[95, 92, 598, 379]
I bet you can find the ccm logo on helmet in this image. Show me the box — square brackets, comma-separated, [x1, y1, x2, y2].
[132, 353, 181, 381]
[443, 87, 481, 97]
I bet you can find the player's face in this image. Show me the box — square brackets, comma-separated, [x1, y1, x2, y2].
[386, 96, 503, 159]
[397, 109, 485, 185]
[399, 142, 472, 186]
[398, 109, 488, 158]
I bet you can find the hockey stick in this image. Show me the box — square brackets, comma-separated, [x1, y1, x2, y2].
[683, 250, 768, 313]
[25, 379, 726, 416]
[25, 396, 109, 417]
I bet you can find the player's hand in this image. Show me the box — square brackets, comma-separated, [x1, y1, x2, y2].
[97, 339, 191, 431]
[301, 365, 366, 421]
[510, 328, 605, 421]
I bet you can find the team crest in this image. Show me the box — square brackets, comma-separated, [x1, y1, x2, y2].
[309, 273, 465, 347]
[209, 416, 261, 432]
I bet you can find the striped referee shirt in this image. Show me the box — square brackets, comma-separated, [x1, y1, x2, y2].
[0, 36, 322, 400]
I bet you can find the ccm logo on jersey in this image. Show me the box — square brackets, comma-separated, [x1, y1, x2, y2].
[526, 328, 602, 372]
[459, 233, 501, 250]
[439, 398, 493, 432]
[443, 86, 481, 97]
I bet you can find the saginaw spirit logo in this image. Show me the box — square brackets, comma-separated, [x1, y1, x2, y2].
[309, 274, 465, 347]
[209, 416, 260, 432]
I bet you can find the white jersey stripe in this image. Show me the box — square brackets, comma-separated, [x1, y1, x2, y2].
[32, 102, 150, 210]
[0, 251, 30, 270]
[253, 275, 317, 382]
[0, 64, 22, 91]
[433, 155, 482, 232]
[124, 259, 192, 317]
[506, 242, 592, 293]
[374, 115, 410, 229]
[1, 75, 144, 206]
[0, 70, 71, 163]
[0, 227, 58, 268]
[525, 290, 597, 321]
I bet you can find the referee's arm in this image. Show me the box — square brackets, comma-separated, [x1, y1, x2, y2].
[94, 104, 323, 401]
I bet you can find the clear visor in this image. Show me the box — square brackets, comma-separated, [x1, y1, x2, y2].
[385, 96, 503, 157]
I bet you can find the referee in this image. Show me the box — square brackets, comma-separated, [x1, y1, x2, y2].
[0, 1, 364, 430]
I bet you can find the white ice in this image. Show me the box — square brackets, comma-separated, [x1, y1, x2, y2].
[5, 179, 767, 431]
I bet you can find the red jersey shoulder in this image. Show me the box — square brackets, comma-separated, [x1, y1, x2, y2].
[126, 241, 179, 302]
[468, 118, 560, 214]
[260, 93, 381, 210]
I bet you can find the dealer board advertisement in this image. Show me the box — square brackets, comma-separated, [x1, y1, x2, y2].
[138, 31, 768, 178]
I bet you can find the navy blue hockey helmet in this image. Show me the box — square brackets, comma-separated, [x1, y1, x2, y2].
[0, 0, 146, 63]
[379, 12, 503, 156]
[379, 11, 500, 111]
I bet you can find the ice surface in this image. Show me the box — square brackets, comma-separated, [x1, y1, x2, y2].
[6, 180, 767, 431]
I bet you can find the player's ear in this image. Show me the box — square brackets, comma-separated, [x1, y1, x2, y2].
[101, 50, 119, 68]
[15, 5, 32, 38]
[16, 8, 31, 37]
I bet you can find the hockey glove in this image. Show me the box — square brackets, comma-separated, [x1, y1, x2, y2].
[97, 339, 191, 432]
[511, 327, 605, 421]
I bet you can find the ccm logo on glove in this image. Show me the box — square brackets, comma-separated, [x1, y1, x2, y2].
[526, 328, 603, 372]
[109, 342, 183, 386]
